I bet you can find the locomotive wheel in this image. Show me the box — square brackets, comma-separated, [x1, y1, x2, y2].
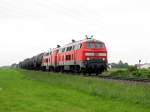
[60, 66, 64, 73]
[88, 72, 91, 76]
[88, 70, 92, 76]
[96, 72, 99, 76]
[81, 68, 86, 75]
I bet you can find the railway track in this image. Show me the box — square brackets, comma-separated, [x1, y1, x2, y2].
[97, 75, 150, 83]
[72, 73, 150, 83]
[52, 70, 150, 83]
[22, 69, 150, 83]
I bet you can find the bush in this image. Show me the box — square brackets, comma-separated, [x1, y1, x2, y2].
[105, 67, 150, 79]
[128, 66, 137, 72]
[109, 70, 128, 77]
[131, 71, 141, 77]
[130, 69, 150, 78]
[139, 69, 150, 78]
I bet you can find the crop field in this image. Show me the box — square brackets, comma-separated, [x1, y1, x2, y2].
[0, 68, 150, 112]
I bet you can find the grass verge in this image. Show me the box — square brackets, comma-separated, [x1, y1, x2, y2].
[0, 68, 150, 112]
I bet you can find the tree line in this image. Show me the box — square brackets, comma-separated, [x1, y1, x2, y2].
[109, 60, 129, 68]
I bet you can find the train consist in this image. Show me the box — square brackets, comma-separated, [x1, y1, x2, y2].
[18, 38, 108, 75]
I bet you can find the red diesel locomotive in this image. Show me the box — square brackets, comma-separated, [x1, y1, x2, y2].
[41, 38, 107, 74]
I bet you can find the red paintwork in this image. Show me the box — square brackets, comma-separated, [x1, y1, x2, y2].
[42, 38, 107, 68]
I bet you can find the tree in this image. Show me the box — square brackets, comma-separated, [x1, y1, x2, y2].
[110, 60, 129, 68]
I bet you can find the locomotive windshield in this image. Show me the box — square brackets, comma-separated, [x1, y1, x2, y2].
[87, 42, 94, 48]
[87, 41, 105, 48]
[95, 42, 105, 48]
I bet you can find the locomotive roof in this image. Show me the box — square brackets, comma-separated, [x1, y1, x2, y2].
[44, 38, 104, 54]
[62, 38, 103, 48]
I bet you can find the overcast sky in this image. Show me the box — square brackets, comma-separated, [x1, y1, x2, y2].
[0, 0, 150, 66]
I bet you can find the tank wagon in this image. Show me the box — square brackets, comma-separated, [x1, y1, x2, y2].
[19, 38, 108, 75]
[19, 53, 44, 70]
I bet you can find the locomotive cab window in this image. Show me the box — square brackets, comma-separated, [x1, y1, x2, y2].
[95, 42, 105, 48]
[79, 44, 82, 49]
[49, 52, 52, 55]
[62, 48, 66, 52]
[75, 43, 82, 50]
[72, 45, 75, 50]
[69, 46, 72, 51]
[66, 46, 73, 51]
[87, 42, 94, 48]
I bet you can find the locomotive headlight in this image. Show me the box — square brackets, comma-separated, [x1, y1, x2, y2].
[102, 58, 105, 61]
[87, 57, 90, 60]
[98, 53, 107, 56]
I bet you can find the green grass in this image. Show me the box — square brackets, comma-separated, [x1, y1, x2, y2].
[102, 68, 150, 78]
[0, 68, 150, 112]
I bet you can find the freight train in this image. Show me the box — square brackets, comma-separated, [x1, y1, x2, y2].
[18, 37, 108, 75]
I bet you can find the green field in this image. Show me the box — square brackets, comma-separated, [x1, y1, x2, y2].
[0, 68, 150, 112]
